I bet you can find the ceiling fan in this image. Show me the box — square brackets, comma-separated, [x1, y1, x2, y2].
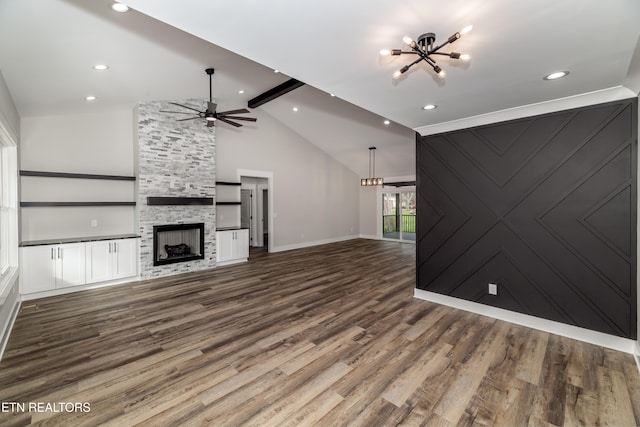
[160, 68, 257, 128]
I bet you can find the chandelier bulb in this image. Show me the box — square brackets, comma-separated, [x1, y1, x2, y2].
[393, 70, 402, 79]
[380, 49, 391, 56]
[402, 35, 414, 46]
[460, 25, 473, 35]
[460, 53, 471, 61]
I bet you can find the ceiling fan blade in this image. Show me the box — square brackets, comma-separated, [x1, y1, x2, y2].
[159, 110, 197, 115]
[219, 116, 257, 122]
[216, 117, 243, 127]
[176, 116, 201, 122]
[169, 102, 204, 113]
[217, 108, 250, 115]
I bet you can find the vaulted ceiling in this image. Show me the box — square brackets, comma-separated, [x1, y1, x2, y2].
[1, 0, 639, 178]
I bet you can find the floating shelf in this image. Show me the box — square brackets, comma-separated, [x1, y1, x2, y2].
[216, 202, 242, 206]
[147, 197, 213, 206]
[215, 181, 241, 186]
[20, 170, 136, 181]
[21, 202, 136, 207]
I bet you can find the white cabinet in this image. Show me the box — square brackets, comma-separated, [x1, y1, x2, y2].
[85, 238, 138, 284]
[112, 238, 137, 279]
[21, 242, 86, 294]
[21, 238, 138, 296]
[216, 229, 249, 264]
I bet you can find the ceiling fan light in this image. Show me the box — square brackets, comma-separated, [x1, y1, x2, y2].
[206, 117, 216, 121]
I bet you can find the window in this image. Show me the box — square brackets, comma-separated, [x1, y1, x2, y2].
[0, 132, 17, 279]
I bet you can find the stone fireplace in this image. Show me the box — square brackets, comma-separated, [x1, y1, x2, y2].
[136, 99, 216, 279]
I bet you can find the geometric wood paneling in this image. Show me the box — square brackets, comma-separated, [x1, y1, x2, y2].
[417, 98, 638, 338]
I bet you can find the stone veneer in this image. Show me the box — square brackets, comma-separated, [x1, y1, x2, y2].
[136, 99, 216, 279]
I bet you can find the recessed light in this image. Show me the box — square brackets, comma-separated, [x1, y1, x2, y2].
[330, 93, 336, 97]
[85, 96, 96, 101]
[111, 2, 129, 12]
[274, 69, 280, 73]
[383, 120, 390, 125]
[292, 107, 298, 112]
[238, 90, 245, 94]
[93, 64, 109, 71]
[422, 104, 437, 110]
[543, 71, 569, 80]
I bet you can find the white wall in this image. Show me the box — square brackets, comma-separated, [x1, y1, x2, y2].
[216, 109, 360, 251]
[359, 187, 378, 238]
[0, 71, 19, 143]
[20, 110, 136, 241]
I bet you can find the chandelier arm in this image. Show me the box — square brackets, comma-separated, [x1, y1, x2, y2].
[405, 56, 425, 72]
[422, 55, 438, 66]
[430, 36, 457, 55]
[430, 52, 455, 57]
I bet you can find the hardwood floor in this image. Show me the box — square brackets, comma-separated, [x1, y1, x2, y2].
[0, 239, 638, 426]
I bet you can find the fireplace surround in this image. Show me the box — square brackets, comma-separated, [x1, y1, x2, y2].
[153, 223, 205, 266]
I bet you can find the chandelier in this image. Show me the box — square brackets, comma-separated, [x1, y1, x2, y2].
[380, 25, 472, 79]
[361, 147, 384, 186]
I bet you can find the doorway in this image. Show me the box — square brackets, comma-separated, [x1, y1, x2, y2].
[240, 175, 270, 254]
[382, 190, 416, 242]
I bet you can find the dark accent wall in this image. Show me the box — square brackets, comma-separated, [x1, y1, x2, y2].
[416, 98, 637, 339]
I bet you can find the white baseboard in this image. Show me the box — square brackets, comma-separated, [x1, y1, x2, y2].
[271, 235, 360, 253]
[358, 234, 378, 240]
[216, 258, 248, 267]
[414, 289, 636, 355]
[635, 342, 640, 373]
[21, 276, 140, 301]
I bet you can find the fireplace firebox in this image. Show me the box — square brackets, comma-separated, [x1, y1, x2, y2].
[153, 223, 205, 266]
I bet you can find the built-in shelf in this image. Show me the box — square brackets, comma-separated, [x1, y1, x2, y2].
[20, 170, 136, 181]
[147, 197, 213, 206]
[19, 170, 137, 208]
[21, 202, 136, 207]
[216, 181, 241, 206]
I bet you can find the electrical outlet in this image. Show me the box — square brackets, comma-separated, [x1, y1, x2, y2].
[488, 283, 498, 295]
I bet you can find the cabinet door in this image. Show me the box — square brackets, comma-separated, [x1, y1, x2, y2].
[85, 241, 112, 284]
[20, 246, 56, 294]
[234, 230, 249, 259]
[57, 243, 86, 288]
[112, 239, 137, 279]
[216, 231, 234, 262]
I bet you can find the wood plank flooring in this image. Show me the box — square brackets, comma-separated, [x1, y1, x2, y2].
[0, 238, 638, 426]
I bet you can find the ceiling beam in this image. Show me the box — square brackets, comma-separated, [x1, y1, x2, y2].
[248, 78, 305, 108]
